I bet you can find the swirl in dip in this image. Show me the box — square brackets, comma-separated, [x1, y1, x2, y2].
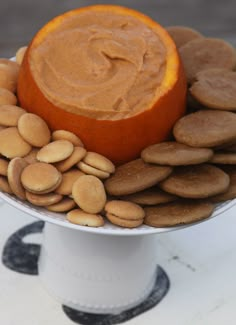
[30, 10, 167, 120]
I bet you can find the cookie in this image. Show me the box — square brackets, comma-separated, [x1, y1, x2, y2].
[0, 126, 6, 131]
[37, 140, 74, 163]
[190, 69, 236, 111]
[52, 130, 84, 147]
[55, 169, 84, 195]
[0, 158, 8, 176]
[179, 38, 236, 83]
[122, 187, 177, 206]
[55, 147, 86, 172]
[210, 152, 236, 164]
[0, 127, 32, 158]
[83, 152, 115, 174]
[141, 142, 213, 166]
[166, 26, 203, 48]
[105, 200, 145, 221]
[26, 191, 63, 207]
[23, 148, 39, 164]
[105, 159, 172, 196]
[224, 144, 236, 152]
[21, 162, 62, 194]
[0, 63, 18, 92]
[0, 88, 17, 106]
[72, 175, 106, 214]
[7, 157, 28, 200]
[106, 213, 143, 228]
[0, 59, 20, 72]
[77, 161, 110, 179]
[46, 198, 76, 212]
[160, 164, 230, 198]
[0, 105, 26, 126]
[144, 200, 214, 227]
[67, 209, 105, 227]
[16, 46, 27, 65]
[173, 110, 236, 148]
[0, 176, 13, 194]
[210, 166, 236, 202]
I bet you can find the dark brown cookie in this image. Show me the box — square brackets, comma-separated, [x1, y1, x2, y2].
[210, 152, 236, 164]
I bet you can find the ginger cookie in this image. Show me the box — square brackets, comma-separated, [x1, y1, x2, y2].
[0, 127, 32, 158]
[190, 69, 236, 111]
[141, 142, 213, 166]
[0, 63, 18, 92]
[105, 159, 172, 196]
[122, 187, 177, 206]
[72, 175, 106, 214]
[18, 113, 51, 147]
[173, 110, 236, 148]
[105, 200, 145, 221]
[224, 144, 236, 153]
[46, 198, 76, 212]
[144, 200, 214, 227]
[16, 46, 27, 65]
[37, 140, 74, 163]
[52, 130, 84, 147]
[21, 162, 62, 194]
[0, 158, 8, 176]
[0, 88, 17, 106]
[106, 213, 143, 228]
[67, 209, 105, 227]
[23, 148, 39, 164]
[7, 157, 28, 200]
[166, 26, 203, 48]
[55, 169, 84, 196]
[55, 147, 86, 172]
[77, 161, 110, 179]
[210, 167, 236, 202]
[26, 191, 63, 207]
[160, 164, 230, 198]
[179, 38, 236, 83]
[0, 105, 26, 126]
[0, 176, 12, 194]
[210, 152, 236, 164]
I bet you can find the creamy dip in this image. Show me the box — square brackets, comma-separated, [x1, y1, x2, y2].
[30, 11, 167, 120]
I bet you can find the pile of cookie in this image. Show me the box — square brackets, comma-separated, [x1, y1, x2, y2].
[0, 26, 236, 229]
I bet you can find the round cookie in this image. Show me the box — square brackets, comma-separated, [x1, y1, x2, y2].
[0, 63, 18, 92]
[0, 105, 26, 126]
[141, 142, 213, 166]
[105, 159, 173, 196]
[122, 187, 177, 206]
[72, 175, 106, 214]
[55, 147, 87, 172]
[67, 209, 105, 227]
[190, 69, 236, 111]
[26, 191, 63, 207]
[21, 162, 62, 194]
[0, 176, 12, 194]
[144, 200, 214, 227]
[160, 164, 230, 198]
[37, 140, 74, 163]
[0, 158, 8, 176]
[224, 144, 236, 153]
[16, 46, 27, 65]
[7, 157, 28, 200]
[173, 110, 236, 148]
[52, 130, 84, 147]
[166, 26, 203, 48]
[83, 152, 115, 174]
[0, 127, 32, 158]
[210, 167, 236, 202]
[55, 169, 84, 195]
[106, 213, 143, 228]
[0, 126, 6, 131]
[46, 198, 76, 212]
[78, 161, 110, 179]
[23, 148, 39, 164]
[0, 59, 20, 72]
[105, 200, 145, 221]
[210, 152, 236, 164]
[0, 88, 17, 106]
[18, 113, 51, 147]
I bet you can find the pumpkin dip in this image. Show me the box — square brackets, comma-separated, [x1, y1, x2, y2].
[29, 10, 167, 120]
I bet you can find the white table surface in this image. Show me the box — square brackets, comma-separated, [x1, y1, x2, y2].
[0, 199, 236, 325]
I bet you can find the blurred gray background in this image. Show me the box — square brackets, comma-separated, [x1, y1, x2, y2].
[0, 0, 236, 57]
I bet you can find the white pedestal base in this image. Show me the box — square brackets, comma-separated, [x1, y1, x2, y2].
[38, 223, 158, 314]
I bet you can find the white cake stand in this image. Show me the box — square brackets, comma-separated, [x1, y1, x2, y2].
[1, 192, 236, 314]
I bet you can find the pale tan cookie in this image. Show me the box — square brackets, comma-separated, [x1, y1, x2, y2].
[141, 142, 213, 166]
[106, 213, 143, 228]
[0, 105, 26, 126]
[55, 147, 87, 172]
[166, 26, 203, 48]
[67, 209, 105, 227]
[46, 198, 76, 212]
[7, 157, 28, 200]
[210, 166, 236, 202]
[0, 63, 18, 92]
[23, 148, 39, 164]
[179, 38, 236, 83]
[77, 161, 110, 179]
[190, 69, 236, 111]
[0, 88, 17, 105]
[0, 59, 20, 72]
[16, 46, 27, 65]
[144, 200, 214, 227]
[72, 175, 107, 214]
[122, 187, 177, 206]
[173, 110, 236, 148]
[37, 140, 74, 163]
[0, 126, 6, 131]
[83, 152, 115, 174]
[160, 164, 230, 198]
[18, 113, 51, 147]
[0, 158, 8, 176]
[105, 159, 173, 196]
[210, 152, 236, 164]
[52, 130, 84, 147]
[105, 200, 145, 221]
[26, 191, 63, 207]
[0, 176, 13, 194]
[55, 169, 84, 195]
[0, 127, 32, 158]
[21, 162, 62, 194]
